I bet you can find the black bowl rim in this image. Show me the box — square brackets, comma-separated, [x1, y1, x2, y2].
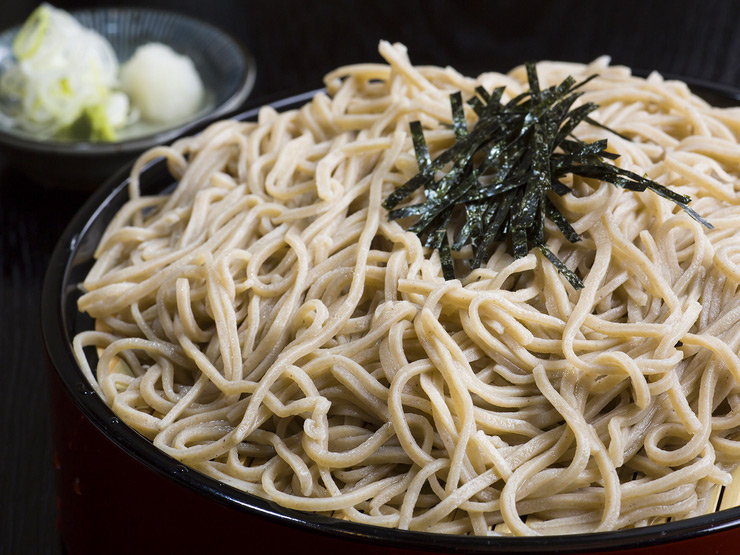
[0, 6, 256, 155]
[41, 81, 740, 554]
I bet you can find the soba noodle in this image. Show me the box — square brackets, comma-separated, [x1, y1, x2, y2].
[73, 41, 740, 536]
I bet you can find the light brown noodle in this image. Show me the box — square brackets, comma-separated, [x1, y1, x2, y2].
[74, 41, 740, 536]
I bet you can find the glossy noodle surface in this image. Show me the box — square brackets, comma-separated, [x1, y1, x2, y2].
[74, 41, 740, 536]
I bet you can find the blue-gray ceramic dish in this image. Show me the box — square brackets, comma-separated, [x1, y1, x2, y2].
[0, 7, 256, 189]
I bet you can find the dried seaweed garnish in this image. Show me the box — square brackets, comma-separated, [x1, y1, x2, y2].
[383, 63, 713, 289]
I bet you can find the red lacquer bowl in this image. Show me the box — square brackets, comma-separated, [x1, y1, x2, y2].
[42, 87, 740, 555]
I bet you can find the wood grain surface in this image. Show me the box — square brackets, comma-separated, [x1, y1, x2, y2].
[2, 1, 739, 553]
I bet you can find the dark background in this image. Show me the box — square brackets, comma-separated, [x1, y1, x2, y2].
[2, 1, 740, 553]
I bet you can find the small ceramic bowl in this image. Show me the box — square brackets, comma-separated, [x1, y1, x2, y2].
[0, 7, 256, 189]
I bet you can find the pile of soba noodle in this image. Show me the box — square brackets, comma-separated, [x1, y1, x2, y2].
[74, 41, 740, 536]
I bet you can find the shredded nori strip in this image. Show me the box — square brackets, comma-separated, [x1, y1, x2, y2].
[383, 63, 713, 289]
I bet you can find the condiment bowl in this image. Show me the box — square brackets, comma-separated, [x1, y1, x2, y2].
[0, 7, 256, 189]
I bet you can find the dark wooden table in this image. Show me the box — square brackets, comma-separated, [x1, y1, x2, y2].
[3, 1, 740, 552]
